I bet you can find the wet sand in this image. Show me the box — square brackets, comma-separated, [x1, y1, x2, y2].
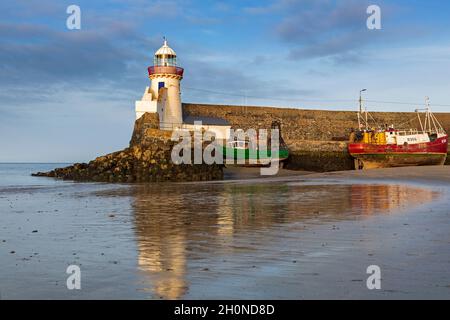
[0, 164, 450, 299]
[223, 165, 313, 180]
[318, 165, 450, 185]
[224, 164, 450, 185]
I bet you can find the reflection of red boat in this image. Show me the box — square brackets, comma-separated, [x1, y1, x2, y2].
[349, 100, 448, 170]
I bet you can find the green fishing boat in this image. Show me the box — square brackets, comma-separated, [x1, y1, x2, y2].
[220, 121, 289, 167]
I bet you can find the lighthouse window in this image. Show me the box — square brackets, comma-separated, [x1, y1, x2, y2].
[158, 82, 165, 90]
[167, 56, 176, 66]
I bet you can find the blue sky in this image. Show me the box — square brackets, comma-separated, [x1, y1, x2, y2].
[1, 0, 450, 162]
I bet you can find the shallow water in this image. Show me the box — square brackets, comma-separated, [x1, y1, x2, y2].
[0, 164, 449, 299]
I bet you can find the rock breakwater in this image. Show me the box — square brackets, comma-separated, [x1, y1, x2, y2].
[33, 113, 223, 182]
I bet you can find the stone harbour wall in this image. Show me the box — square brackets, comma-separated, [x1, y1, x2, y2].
[183, 103, 450, 171]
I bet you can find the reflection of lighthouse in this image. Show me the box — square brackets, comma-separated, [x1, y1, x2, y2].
[135, 39, 184, 129]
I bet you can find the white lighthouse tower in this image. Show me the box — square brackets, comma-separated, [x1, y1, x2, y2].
[135, 39, 184, 129]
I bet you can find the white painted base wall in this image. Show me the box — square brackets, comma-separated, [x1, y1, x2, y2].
[135, 101, 158, 120]
[183, 124, 231, 140]
[135, 87, 157, 120]
[135, 85, 230, 140]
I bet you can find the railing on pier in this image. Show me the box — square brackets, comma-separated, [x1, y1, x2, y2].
[141, 122, 195, 131]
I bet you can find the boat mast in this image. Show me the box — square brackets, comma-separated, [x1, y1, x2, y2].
[416, 97, 443, 134]
[426, 97, 442, 134]
[426, 97, 430, 132]
[416, 108, 424, 132]
[365, 108, 369, 130]
[359, 89, 367, 130]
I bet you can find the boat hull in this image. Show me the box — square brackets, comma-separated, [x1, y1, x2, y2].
[221, 147, 289, 167]
[351, 153, 447, 169]
[349, 136, 448, 169]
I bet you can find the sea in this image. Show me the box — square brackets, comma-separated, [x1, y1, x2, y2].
[1, 163, 450, 299]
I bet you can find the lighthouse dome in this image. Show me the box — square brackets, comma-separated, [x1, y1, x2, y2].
[155, 40, 176, 56]
[154, 39, 177, 67]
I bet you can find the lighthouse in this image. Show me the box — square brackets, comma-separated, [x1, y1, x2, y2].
[134, 39, 231, 139]
[135, 39, 184, 129]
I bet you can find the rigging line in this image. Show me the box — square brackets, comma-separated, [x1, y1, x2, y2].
[183, 87, 356, 103]
[367, 112, 381, 128]
[396, 116, 418, 129]
[366, 100, 450, 107]
[184, 86, 450, 107]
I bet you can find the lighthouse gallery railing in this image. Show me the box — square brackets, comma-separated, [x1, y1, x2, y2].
[148, 66, 184, 77]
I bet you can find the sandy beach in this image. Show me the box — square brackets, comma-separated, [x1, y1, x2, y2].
[0, 164, 449, 299]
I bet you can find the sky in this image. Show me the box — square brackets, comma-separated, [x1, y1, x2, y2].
[1, 0, 450, 162]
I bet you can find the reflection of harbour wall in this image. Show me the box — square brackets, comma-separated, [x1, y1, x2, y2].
[349, 184, 438, 215]
[130, 182, 438, 298]
[183, 103, 450, 171]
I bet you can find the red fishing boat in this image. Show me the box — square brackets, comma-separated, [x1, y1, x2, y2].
[349, 98, 448, 170]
